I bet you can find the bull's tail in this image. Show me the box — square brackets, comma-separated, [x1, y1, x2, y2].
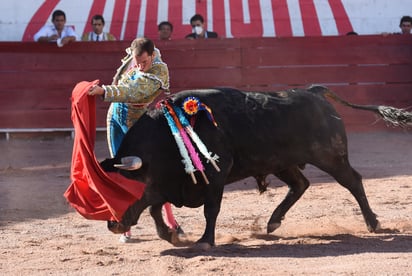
[307, 85, 412, 128]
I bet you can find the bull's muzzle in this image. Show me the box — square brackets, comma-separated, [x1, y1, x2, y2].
[107, 220, 131, 234]
[113, 156, 142, 170]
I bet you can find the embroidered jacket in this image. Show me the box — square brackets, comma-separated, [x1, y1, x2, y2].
[103, 48, 170, 128]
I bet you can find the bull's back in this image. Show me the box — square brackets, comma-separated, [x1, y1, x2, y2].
[172, 88, 348, 179]
[173, 87, 346, 149]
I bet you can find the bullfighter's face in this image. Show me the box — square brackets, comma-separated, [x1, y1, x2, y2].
[133, 51, 155, 73]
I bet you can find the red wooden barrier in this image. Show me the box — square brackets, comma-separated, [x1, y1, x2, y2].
[0, 35, 411, 132]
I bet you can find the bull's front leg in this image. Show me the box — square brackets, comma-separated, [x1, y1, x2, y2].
[150, 204, 173, 242]
[196, 185, 225, 249]
[107, 194, 149, 234]
[149, 204, 189, 247]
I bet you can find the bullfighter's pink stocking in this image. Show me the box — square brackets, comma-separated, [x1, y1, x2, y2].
[162, 203, 178, 229]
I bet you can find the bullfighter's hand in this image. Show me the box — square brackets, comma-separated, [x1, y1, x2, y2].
[88, 85, 105, 96]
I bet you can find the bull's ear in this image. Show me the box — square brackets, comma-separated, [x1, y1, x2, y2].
[307, 85, 329, 94]
[114, 156, 142, 170]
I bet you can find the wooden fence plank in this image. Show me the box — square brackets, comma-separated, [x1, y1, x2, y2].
[0, 108, 108, 129]
[240, 64, 412, 86]
[240, 36, 412, 65]
[0, 71, 114, 90]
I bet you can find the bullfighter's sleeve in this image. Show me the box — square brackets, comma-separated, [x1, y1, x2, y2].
[102, 62, 170, 103]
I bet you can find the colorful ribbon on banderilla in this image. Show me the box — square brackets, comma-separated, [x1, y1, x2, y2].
[161, 97, 220, 184]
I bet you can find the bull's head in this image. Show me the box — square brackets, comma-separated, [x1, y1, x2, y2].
[107, 220, 131, 234]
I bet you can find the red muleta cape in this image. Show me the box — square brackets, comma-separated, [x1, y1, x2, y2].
[64, 80, 145, 222]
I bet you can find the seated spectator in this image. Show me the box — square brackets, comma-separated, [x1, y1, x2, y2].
[33, 10, 78, 46]
[185, 14, 218, 39]
[158, 21, 173, 40]
[82, 14, 116, 41]
[383, 15, 412, 36]
[398, 15, 412, 34]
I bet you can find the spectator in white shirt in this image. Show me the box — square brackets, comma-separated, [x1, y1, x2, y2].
[34, 10, 78, 46]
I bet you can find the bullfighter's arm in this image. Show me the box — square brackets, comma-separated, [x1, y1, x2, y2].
[102, 62, 170, 104]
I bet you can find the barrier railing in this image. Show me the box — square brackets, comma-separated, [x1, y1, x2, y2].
[0, 35, 411, 138]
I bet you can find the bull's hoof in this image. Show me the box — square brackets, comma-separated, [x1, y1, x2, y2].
[267, 222, 281, 233]
[107, 221, 130, 234]
[170, 228, 192, 247]
[367, 220, 381, 233]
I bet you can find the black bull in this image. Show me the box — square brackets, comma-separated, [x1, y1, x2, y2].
[101, 85, 408, 247]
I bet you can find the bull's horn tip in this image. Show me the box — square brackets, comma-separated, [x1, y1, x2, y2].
[114, 156, 142, 170]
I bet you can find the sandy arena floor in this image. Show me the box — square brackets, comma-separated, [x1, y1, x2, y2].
[0, 131, 411, 275]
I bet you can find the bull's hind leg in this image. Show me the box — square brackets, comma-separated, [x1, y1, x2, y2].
[267, 166, 310, 233]
[320, 163, 379, 232]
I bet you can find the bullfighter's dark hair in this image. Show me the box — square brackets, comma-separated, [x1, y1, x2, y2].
[130, 37, 155, 56]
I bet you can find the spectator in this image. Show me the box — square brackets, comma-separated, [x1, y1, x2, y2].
[398, 15, 412, 35]
[88, 37, 183, 243]
[33, 10, 78, 46]
[185, 14, 218, 39]
[346, 31, 358, 35]
[383, 15, 412, 36]
[158, 21, 173, 40]
[82, 14, 116, 41]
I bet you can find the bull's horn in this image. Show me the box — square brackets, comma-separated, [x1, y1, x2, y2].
[113, 156, 142, 170]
